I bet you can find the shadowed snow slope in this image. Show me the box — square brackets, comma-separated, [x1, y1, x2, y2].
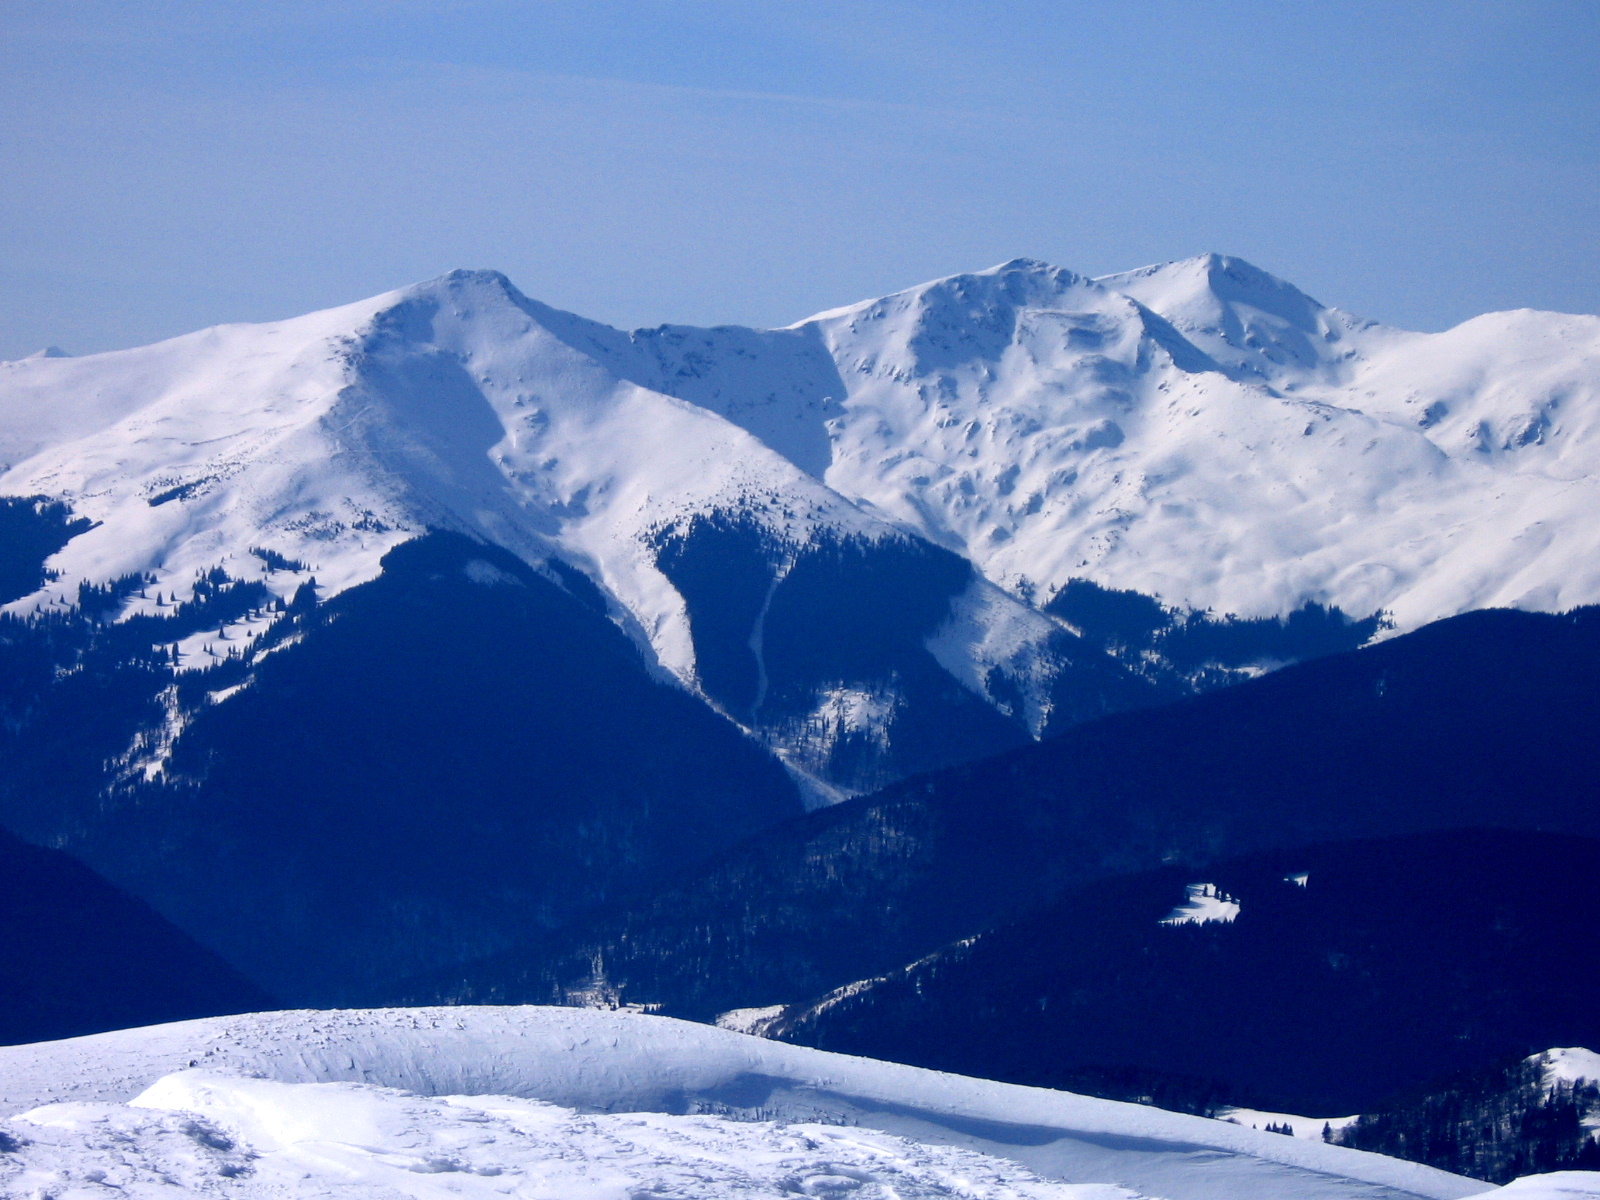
[0, 1006, 1487, 1200]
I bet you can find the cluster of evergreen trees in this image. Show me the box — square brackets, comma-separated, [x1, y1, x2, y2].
[249, 546, 310, 574]
[1044, 576, 1386, 689]
[0, 520, 312, 818]
[0, 495, 94, 604]
[1334, 1054, 1600, 1182]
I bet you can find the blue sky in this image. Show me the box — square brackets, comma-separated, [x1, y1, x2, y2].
[2, 0, 1596, 357]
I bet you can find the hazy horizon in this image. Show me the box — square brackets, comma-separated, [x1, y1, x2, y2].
[3, 0, 1597, 359]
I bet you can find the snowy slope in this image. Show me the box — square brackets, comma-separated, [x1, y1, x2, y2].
[1541, 1049, 1600, 1137]
[10, 253, 1600, 642]
[801, 257, 1600, 628]
[0, 1006, 1487, 1200]
[8, 1077, 1151, 1200]
[0, 270, 881, 678]
[1545, 1049, 1600, 1089]
[613, 255, 1600, 631]
[1485, 1178, 1600, 1199]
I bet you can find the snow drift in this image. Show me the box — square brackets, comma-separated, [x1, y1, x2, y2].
[0, 1005, 1492, 1200]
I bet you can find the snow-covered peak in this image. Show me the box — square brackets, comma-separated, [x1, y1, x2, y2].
[1104, 253, 1327, 333]
[0, 268, 894, 682]
[0, 285, 411, 611]
[803, 258, 1108, 375]
[19, 255, 1599, 648]
[1, 269, 1103, 802]
[790, 257, 1086, 328]
[699, 254, 1600, 629]
[1098, 253, 1389, 385]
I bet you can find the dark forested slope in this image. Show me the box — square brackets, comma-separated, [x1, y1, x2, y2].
[0, 825, 274, 1045]
[413, 606, 1600, 1024]
[765, 829, 1600, 1115]
[0, 533, 803, 1004]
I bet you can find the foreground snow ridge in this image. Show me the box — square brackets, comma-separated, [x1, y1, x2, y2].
[0, 1006, 1493, 1200]
[14, 1072, 1143, 1200]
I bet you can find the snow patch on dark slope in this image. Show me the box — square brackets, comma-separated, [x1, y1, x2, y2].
[648, 512, 1114, 793]
[761, 829, 1600, 1117]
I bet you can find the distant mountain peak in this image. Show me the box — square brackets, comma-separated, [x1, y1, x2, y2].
[898, 256, 1091, 306]
[791, 258, 1090, 332]
[1094, 252, 1387, 387]
[978, 256, 1081, 282]
[1100, 252, 1330, 330]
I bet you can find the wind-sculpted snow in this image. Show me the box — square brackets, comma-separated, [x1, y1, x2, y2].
[8, 1075, 1154, 1200]
[0, 1007, 1487, 1200]
[1483, 1178, 1600, 1199]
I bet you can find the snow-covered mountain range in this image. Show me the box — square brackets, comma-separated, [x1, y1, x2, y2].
[4, 262, 1600, 1197]
[3, 255, 1599, 1001]
[4, 255, 1598, 797]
